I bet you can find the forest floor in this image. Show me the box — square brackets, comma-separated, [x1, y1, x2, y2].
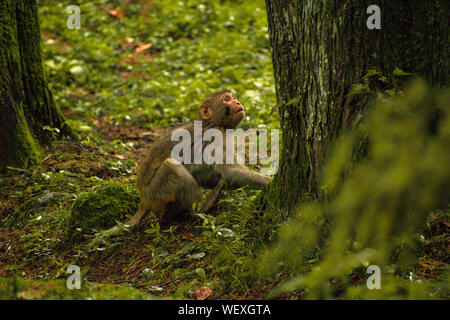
[1, 117, 448, 299]
[0, 117, 289, 299]
[1, 0, 448, 299]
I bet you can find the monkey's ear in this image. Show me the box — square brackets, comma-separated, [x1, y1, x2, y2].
[199, 105, 212, 120]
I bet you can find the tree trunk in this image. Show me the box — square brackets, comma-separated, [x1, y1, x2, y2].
[0, 0, 72, 168]
[260, 0, 449, 215]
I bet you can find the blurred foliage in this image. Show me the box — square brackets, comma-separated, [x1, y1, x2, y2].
[0, 276, 153, 300]
[257, 80, 450, 299]
[37, 0, 277, 128]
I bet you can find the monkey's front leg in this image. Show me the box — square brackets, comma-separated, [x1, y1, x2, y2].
[214, 164, 271, 190]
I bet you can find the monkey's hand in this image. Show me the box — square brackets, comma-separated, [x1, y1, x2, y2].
[214, 164, 271, 190]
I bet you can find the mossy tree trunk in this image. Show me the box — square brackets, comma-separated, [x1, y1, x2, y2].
[260, 0, 449, 215]
[0, 0, 72, 168]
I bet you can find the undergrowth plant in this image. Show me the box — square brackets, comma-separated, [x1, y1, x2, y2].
[257, 80, 450, 299]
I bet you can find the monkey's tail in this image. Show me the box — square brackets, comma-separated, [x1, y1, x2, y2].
[125, 204, 147, 229]
[90, 205, 147, 247]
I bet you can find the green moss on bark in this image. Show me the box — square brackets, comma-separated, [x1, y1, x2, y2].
[0, 0, 73, 168]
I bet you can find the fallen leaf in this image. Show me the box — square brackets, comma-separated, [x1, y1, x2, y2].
[108, 8, 124, 19]
[42, 154, 53, 162]
[195, 286, 212, 300]
[184, 232, 195, 240]
[135, 43, 152, 53]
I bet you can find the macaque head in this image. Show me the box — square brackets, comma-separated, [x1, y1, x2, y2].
[198, 90, 245, 128]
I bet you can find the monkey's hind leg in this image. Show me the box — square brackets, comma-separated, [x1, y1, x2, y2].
[92, 158, 202, 245]
[140, 158, 202, 222]
[89, 202, 148, 249]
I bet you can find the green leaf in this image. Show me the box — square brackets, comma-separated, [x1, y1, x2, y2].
[195, 268, 207, 281]
[362, 69, 381, 79]
[392, 67, 411, 76]
[346, 83, 370, 97]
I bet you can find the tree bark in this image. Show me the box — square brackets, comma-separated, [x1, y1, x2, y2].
[260, 0, 449, 215]
[0, 0, 72, 168]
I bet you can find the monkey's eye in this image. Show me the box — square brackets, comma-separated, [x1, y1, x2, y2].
[224, 95, 231, 102]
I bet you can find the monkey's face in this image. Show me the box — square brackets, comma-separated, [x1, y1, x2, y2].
[220, 92, 245, 127]
[199, 91, 245, 129]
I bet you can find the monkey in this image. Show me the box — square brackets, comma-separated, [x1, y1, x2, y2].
[107, 90, 271, 236]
